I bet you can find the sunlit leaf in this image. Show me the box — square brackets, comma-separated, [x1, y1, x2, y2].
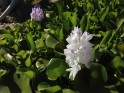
[69, 12, 78, 27]
[25, 56, 31, 67]
[46, 35, 59, 48]
[0, 34, 14, 41]
[26, 33, 36, 53]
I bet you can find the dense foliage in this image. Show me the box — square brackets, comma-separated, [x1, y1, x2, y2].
[0, 0, 124, 93]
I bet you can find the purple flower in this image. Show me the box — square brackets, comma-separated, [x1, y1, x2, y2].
[30, 5, 44, 21]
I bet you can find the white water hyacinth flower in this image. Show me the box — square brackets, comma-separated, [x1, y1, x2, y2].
[64, 27, 93, 80]
[30, 5, 44, 21]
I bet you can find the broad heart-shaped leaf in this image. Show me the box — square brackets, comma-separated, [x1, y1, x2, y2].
[26, 33, 36, 53]
[90, 63, 108, 86]
[0, 85, 10, 93]
[46, 35, 59, 49]
[14, 74, 32, 93]
[46, 58, 68, 80]
[111, 56, 124, 69]
[38, 82, 61, 93]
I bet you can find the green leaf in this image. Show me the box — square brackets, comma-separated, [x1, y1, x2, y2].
[55, 1, 63, 15]
[0, 39, 6, 45]
[38, 82, 50, 91]
[17, 50, 27, 59]
[36, 23, 41, 31]
[80, 14, 89, 31]
[90, 16, 98, 22]
[55, 42, 64, 52]
[16, 68, 35, 79]
[47, 85, 61, 93]
[0, 34, 14, 41]
[111, 43, 118, 54]
[46, 58, 67, 80]
[69, 12, 78, 27]
[90, 63, 108, 86]
[56, 27, 64, 42]
[99, 7, 109, 22]
[0, 86, 10, 93]
[104, 85, 119, 93]
[24, 70, 35, 79]
[36, 38, 45, 49]
[62, 89, 75, 93]
[117, 43, 124, 54]
[36, 61, 45, 69]
[25, 56, 31, 67]
[0, 69, 7, 77]
[38, 82, 61, 93]
[87, 3, 94, 12]
[116, 18, 124, 29]
[111, 56, 124, 69]
[14, 74, 32, 93]
[46, 35, 59, 48]
[99, 30, 112, 48]
[0, 29, 10, 34]
[62, 11, 71, 20]
[13, 44, 19, 52]
[26, 33, 36, 53]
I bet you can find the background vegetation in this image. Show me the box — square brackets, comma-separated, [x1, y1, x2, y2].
[0, 0, 124, 93]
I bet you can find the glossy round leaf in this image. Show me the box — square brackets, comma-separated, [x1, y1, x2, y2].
[46, 58, 67, 80]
